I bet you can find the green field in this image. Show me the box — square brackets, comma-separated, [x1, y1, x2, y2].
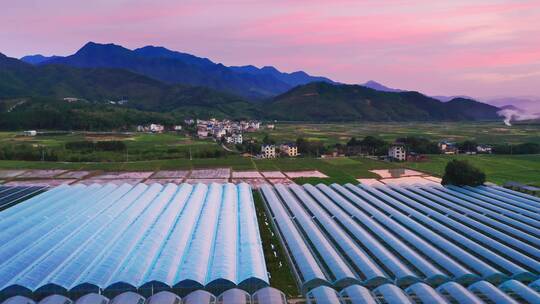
[1, 154, 538, 186]
[0, 131, 223, 162]
[252, 122, 540, 145]
[1, 122, 539, 186]
[400, 154, 540, 187]
[255, 157, 397, 184]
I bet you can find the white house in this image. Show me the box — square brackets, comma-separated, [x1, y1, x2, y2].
[63, 97, 79, 103]
[173, 125, 183, 131]
[438, 141, 458, 154]
[261, 145, 276, 159]
[280, 143, 298, 157]
[197, 129, 209, 138]
[388, 144, 406, 161]
[150, 124, 164, 133]
[231, 133, 243, 144]
[225, 134, 242, 144]
[23, 130, 37, 136]
[212, 128, 227, 138]
[476, 144, 492, 154]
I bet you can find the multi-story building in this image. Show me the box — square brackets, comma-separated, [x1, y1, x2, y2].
[232, 133, 243, 144]
[261, 145, 276, 159]
[280, 144, 298, 157]
[388, 144, 406, 161]
[226, 133, 243, 144]
[197, 128, 209, 138]
[149, 124, 164, 133]
[212, 128, 226, 138]
[438, 141, 459, 154]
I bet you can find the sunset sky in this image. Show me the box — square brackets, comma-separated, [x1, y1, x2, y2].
[2, 0, 539, 99]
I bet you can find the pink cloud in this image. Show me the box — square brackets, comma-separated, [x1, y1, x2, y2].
[1, 0, 539, 98]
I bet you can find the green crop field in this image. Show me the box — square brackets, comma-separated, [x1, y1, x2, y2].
[400, 154, 540, 187]
[251, 122, 540, 145]
[0, 131, 223, 162]
[1, 122, 539, 187]
[254, 157, 397, 184]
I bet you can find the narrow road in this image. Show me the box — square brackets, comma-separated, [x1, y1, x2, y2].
[221, 143, 234, 152]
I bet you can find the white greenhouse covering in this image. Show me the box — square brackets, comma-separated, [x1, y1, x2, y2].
[260, 183, 540, 298]
[0, 183, 268, 298]
[2, 288, 287, 304]
[3, 281, 538, 304]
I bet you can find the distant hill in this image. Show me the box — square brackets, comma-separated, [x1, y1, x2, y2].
[20, 54, 60, 65]
[361, 80, 405, 93]
[265, 82, 500, 121]
[35, 42, 331, 99]
[1, 52, 502, 127]
[432, 95, 474, 102]
[483, 96, 540, 113]
[0, 52, 259, 118]
[230, 65, 333, 87]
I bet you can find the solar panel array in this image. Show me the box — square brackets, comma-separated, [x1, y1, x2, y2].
[1, 287, 287, 304]
[0, 183, 268, 299]
[260, 183, 540, 303]
[0, 186, 47, 210]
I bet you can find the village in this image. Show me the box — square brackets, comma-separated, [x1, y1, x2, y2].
[134, 118, 300, 158]
[131, 119, 497, 162]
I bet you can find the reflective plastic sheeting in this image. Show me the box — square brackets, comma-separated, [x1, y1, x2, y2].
[0, 183, 268, 295]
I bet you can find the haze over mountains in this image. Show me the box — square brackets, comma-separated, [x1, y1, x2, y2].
[0, 41, 507, 127]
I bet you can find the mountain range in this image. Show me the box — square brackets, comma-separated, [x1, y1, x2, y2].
[0, 42, 505, 128]
[23, 42, 332, 99]
[0, 52, 257, 115]
[20, 54, 60, 65]
[264, 82, 499, 121]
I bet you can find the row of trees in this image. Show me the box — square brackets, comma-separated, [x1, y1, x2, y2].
[492, 143, 540, 154]
[65, 141, 127, 152]
[344, 136, 440, 156]
[0, 144, 58, 161]
[345, 136, 540, 156]
[238, 133, 540, 158]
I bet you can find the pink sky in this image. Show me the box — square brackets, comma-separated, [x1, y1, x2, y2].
[1, 0, 540, 99]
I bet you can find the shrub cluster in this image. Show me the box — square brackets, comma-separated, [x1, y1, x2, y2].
[65, 141, 127, 151]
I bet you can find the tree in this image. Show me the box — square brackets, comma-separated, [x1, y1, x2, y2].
[262, 134, 275, 145]
[360, 136, 387, 156]
[442, 159, 486, 186]
[296, 137, 326, 157]
[346, 137, 360, 146]
[458, 140, 478, 153]
[397, 136, 439, 154]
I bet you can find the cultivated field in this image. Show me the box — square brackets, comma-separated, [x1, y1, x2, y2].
[1, 154, 539, 186]
[252, 121, 540, 145]
[1, 122, 539, 186]
[400, 154, 540, 187]
[0, 131, 223, 162]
